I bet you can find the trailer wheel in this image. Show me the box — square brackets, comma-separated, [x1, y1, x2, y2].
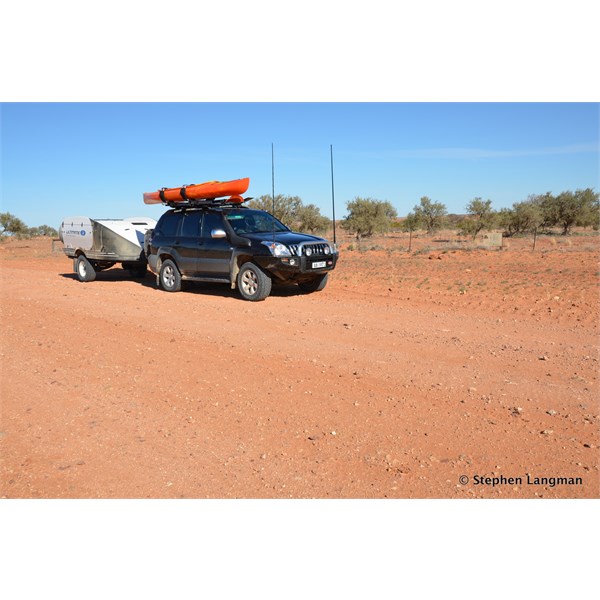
[237, 262, 272, 301]
[75, 256, 96, 282]
[298, 273, 328, 293]
[160, 259, 181, 292]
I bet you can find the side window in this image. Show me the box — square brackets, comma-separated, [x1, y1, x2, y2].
[181, 212, 202, 237]
[156, 212, 180, 236]
[202, 212, 225, 239]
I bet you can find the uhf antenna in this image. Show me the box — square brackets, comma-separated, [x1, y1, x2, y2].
[330, 144, 337, 245]
[271, 142, 276, 243]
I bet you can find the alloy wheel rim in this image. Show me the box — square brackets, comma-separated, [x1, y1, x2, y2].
[163, 265, 175, 288]
[241, 270, 258, 295]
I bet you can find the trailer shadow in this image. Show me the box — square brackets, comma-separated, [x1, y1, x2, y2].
[60, 270, 309, 300]
[60, 269, 156, 287]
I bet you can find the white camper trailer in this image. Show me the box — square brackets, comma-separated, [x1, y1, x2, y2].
[59, 216, 156, 282]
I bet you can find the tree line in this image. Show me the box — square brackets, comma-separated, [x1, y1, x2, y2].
[2, 187, 598, 242]
[0, 212, 58, 239]
[342, 188, 599, 240]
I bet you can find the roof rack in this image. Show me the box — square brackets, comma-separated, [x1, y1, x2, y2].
[164, 197, 253, 210]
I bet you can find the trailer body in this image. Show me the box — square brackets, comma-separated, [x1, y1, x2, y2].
[59, 216, 156, 281]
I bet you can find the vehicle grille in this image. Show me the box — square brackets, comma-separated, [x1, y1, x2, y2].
[288, 243, 329, 257]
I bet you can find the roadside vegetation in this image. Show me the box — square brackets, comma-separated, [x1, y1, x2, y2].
[3, 187, 598, 247]
[340, 188, 598, 251]
[0, 212, 58, 240]
[341, 197, 397, 240]
[247, 195, 330, 234]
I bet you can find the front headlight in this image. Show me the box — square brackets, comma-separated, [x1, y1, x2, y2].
[261, 241, 291, 257]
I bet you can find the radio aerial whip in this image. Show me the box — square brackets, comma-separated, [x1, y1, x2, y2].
[271, 142, 276, 243]
[330, 144, 337, 245]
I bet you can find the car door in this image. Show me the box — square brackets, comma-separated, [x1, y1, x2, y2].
[196, 211, 231, 278]
[176, 211, 203, 276]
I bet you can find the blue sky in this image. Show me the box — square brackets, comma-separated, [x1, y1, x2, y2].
[1, 102, 598, 228]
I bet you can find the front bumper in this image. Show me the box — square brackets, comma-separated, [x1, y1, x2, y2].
[255, 253, 338, 281]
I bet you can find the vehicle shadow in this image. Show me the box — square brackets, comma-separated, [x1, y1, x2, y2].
[60, 269, 156, 289]
[180, 281, 307, 300]
[59, 270, 308, 299]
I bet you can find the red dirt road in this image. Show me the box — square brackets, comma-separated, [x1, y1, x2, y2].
[1, 235, 598, 498]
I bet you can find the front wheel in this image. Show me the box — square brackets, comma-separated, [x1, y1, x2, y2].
[160, 259, 181, 292]
[75, 256, 96, 282]
[298, 273, 328, 293]
[237, 262, 272, 301]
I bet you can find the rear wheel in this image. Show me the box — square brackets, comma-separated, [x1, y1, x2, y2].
[237, 262, 272, 301]
[298, 273, 328, 293]
[160, 259, 181, 292]
[75, 256, 96, 282]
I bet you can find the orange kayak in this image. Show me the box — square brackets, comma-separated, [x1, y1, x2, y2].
[143, 177, 250, 205]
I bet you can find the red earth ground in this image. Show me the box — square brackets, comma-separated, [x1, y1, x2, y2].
[1, 231, 598, 498]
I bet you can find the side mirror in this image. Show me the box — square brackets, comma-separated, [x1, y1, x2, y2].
[211, 229, 227, 239]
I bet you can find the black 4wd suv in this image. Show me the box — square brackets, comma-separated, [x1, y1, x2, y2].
[145, 204, 338, 301]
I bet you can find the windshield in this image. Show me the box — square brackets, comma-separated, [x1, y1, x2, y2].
[225, 209, 289, 234]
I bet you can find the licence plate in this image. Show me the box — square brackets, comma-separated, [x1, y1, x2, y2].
[312, 261, 326, 269]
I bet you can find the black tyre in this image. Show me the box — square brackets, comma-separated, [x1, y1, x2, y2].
[160, 259, 181, 292]
[75, 255, 96, 282]
[298, 273, 328, 293]
[237, 262, 272, 301]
